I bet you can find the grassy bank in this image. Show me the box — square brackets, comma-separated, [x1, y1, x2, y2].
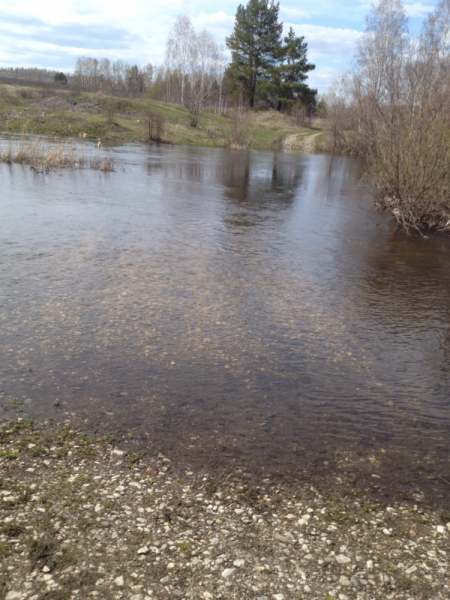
[0, 84, 327, 152]
[1, 415, 449, 600]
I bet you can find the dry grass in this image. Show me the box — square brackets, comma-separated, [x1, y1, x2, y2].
[224, 117, 248, 149]
[0, 136, 114, 171]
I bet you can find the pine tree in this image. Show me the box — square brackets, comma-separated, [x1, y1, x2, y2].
[226, 0, 283, 108]
[271, 28, 316, 111]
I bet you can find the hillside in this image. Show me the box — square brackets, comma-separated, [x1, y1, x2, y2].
[0, 84, 325, 152]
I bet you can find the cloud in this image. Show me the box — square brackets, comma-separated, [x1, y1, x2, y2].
[0, 12, 140, 52]
[192, 10, 235, 38]
[284, 23, 362, 60]
[404, 2, 435, 17]
[279, 7, 311, 21]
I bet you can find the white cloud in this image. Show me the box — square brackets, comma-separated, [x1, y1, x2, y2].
[404, 2, 435, 17]
[279, 7, 311, 21]
[284, 22, 362, 60]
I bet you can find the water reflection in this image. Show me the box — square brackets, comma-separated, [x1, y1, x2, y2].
[1, 144, 450, 482]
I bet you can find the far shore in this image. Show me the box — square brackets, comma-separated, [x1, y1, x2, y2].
[0, 83, 332, 155]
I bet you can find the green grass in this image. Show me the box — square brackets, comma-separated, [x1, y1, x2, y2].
[0, 83, 325, 152]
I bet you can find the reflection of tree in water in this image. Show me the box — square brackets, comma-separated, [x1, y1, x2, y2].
[333, 210, 450, 391]
[221, 151, 305, 231]
[145, 147, 306, 231]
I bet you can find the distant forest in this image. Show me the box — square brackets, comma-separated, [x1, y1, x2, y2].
[0, 67, 58, 82]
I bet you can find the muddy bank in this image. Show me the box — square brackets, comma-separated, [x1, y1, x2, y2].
[1, 417, 449, 600]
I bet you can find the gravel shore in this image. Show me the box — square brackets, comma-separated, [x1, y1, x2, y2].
[1, 417, 449, 600]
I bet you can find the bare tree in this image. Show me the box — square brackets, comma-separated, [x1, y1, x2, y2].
[166, 16, 197, 106]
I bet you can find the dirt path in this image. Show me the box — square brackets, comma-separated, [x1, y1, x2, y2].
[282, 132, 321, 154]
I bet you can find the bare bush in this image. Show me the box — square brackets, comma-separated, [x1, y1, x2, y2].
[322, 73, 352, 151]
[334, 0, 450, 231]
[142, 103, 167, 141]
[103, 99, 117, 124]
[224, 116, 248, 149]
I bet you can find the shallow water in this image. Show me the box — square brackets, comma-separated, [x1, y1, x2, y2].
[1, 143, 450, 489]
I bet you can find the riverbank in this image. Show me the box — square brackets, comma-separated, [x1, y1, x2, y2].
[0, 84, 325, 153]
[1, 417, 449, 600]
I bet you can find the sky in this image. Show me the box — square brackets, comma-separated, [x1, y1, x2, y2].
[0, 0, 439, 92]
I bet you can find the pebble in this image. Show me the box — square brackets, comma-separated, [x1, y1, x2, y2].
[222, 568, 236, 578]
[1, 418, 449, 600]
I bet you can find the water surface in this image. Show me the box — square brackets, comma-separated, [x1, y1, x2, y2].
[1, 143, 450, 498]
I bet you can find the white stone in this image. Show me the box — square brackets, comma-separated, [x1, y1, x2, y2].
[336, 555, 351, 564]
[339, 576, 350, 586]
[222, 568, 236, 579]
[436, 525, 446, 534]
[94, 503, 102, 513]
[42, 566, 51, 573]
[130, 596, 144, 600]
[114, 576, 124, 587]
[383, 528, 392, 536]
[6, 592, 22, 600]
[273, 595, 285, 600]
[447, 522, 450, 532]
[233, 559, 245, 567]
[137, 547, 149, 555]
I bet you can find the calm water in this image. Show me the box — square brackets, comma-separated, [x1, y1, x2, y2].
[1, 143, 450, 486]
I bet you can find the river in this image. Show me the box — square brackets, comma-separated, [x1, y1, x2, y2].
[1, 143, 450, 502]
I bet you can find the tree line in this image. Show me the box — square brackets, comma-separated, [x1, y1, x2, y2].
[0, 67, 59, 82]
[65, 0, 317, 118]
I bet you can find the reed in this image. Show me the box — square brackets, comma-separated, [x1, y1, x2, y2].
[0, 136, 114, 172]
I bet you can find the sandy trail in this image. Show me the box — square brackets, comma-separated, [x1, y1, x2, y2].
[283, 131, 321, 153]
